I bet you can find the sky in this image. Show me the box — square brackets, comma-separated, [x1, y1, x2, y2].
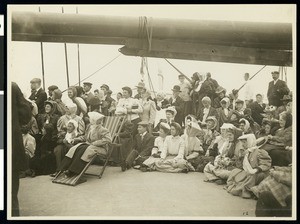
[7, 4, 296, 103]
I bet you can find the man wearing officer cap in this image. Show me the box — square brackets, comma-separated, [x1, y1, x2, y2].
[29, 78, 47, 114]
[100, 84, 115, 114]
[267, 71, 289, 107]
[169, 85, 184, 126]
[82, 82, 94, 106]
[121, 121, 155, 171]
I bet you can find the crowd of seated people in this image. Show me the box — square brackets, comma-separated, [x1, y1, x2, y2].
[16, 69, 293, 217]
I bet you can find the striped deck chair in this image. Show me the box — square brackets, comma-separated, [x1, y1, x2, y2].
[52, 115, 126, 186]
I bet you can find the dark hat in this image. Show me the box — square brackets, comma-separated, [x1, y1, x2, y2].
[48, 85, 58, 91]
[281, 95, 292, 102]
[107, 89, 112, 95]
[137, 121, 149, 127]
[83, 82, 92, 87]
[215, 86, 226, 94]
[178, 74, 185, 78]
[271, 71, 279, 75]
[89, 97, 101, 106]
[235, 99, 244, 104]
[136, 81, 146, 89]
[122, 86, 132, 96]
[30, 78, 41, 84]
[100, 84, 109, 90]
[171, 85, 181, 92]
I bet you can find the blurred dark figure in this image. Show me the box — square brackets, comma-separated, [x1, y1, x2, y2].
[12, 82, 32, 216]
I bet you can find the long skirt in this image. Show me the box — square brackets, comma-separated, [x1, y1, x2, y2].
[203, 163, 232, 181]
[54, 144, 71, 171]
[59, 144, 89, 174]
[29, 153, 57, 175]
[226, 168, 268, 199]
[143, 156, 161, 169]
[154, 157, 188, 173]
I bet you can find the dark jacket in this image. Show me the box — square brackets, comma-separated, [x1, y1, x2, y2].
[169, 96, 184, 125]
[153, 98, 170, 111]
[12, 82, 32, 171]
[267, 80, 289, 107]
[250, 101, 266, 125]
[29, 88, 47, 114]
[133, 132, 155, 157]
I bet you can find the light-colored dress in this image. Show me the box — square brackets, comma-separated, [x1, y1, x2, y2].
[153, 135, 188, 173]
[139, 99, 156, 125]
[115, 97, 143, 121]
[226, 147, 272, 198]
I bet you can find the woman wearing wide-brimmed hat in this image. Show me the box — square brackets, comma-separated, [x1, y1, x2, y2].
[213, 86, 227, 108]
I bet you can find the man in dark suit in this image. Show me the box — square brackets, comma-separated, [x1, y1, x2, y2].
[267, 71, 289, 107]
[169, 85, 185, 126]
[28, 78, 47, 114]
[122, 121, 155, 171]
[82, 82, 94, 106]
[249, 93, 266, 125]
[100, 84, 115, 114]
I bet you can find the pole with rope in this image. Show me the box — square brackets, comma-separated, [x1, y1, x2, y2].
[61, 54, 121, 93]
[76, 7, 81, 86]
[164, 58, 192, 83]
[237, 65, 267, 92]
[38, 7, 46, 90]
[62, 7, 70, 88]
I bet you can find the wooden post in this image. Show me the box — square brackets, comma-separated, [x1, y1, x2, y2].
[38, 7, 45, 90]
[62, 7, 70, 88]
[76, 7, 81, 86]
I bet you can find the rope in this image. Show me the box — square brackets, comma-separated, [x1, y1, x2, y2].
[144, 58, 157, 98]
[237, 65, 267, 92]
[164, 58, 192, 83]
[61, 54, 122, 93]
[138, 16, 153, 52]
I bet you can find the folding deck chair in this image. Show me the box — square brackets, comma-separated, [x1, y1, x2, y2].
[52, 115, 126, 186]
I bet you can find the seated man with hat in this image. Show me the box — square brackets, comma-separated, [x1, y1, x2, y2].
[169, 85, 184, 126]
[121, 121, 155, 171]
[29, 78, 48, 114]
[82, 82, 94, 106]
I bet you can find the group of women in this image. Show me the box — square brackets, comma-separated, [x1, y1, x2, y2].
[17, 74, 293, 217]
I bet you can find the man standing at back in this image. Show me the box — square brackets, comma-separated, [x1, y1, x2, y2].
[267, 71, 289, 107]
[100, 84, 115, 115]
[28, 78, 47, 114]
[178, 74, 192, 120]
[82, 82, 94, 107]
[169, 85, 184, 126]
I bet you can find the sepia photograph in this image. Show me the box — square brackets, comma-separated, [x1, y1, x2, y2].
[7, 4, 296, 220]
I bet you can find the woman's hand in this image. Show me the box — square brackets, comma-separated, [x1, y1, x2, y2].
[248, 168, 259, 175]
